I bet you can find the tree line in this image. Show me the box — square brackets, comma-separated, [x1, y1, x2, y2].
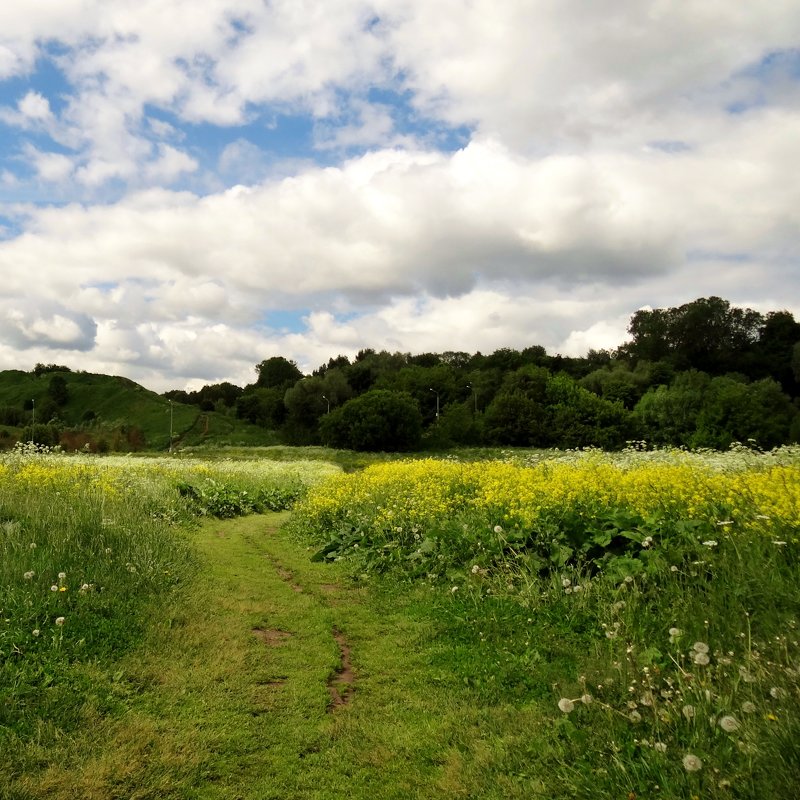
[164, 297, 800, 452]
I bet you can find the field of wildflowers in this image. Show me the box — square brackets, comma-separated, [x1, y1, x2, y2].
[291, 445, 800, 797]
[0, 445, 337, 751]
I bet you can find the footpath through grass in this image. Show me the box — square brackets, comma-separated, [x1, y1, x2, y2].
[4, 512, 555, 799]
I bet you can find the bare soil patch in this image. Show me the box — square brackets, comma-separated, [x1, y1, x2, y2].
[251, 627, 293, 646]
[328, 628, 355, 710]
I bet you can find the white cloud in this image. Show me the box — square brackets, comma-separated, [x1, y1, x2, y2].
[0, 2, 798, 389]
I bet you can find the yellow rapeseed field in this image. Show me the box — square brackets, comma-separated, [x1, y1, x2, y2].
[295, 449, 800, 539]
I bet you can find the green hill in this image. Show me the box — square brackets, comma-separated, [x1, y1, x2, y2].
[0, 369, 274, 451]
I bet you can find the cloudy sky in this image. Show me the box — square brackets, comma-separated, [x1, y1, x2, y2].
[0, 1, 798, 391]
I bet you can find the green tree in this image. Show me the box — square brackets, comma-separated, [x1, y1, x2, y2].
[255, 357, 303, 389]
[319, 390, 422, 451]
[48, 374, 69, 406]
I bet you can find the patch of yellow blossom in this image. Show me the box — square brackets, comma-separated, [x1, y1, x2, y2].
[294, 453, 800, 539]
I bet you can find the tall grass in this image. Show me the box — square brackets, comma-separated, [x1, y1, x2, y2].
[0, 446, 335, 758]
[291, 444, 800, 797]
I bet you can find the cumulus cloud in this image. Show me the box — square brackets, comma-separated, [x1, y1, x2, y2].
[0, 2, 797, 389]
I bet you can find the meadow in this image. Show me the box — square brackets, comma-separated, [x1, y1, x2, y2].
[1, 442, 798, 798]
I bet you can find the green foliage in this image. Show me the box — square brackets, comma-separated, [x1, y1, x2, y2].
[254, 356, 303, 389]
[19, 422, 61, 446]
[176, 478, 303, 518]
[320, 389, 423, 451]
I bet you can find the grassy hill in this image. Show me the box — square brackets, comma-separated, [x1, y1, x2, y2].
[0, 369, 275, 451]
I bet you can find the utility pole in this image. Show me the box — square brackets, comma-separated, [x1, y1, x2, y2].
[168, 399, 173, 453]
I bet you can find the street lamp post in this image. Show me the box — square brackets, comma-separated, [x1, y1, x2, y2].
[429, 387, 440, 421]
[466, 383, 477, 413]
[31, 398, 35, 428]
[322, 394, 330, 414]
[168, 399, 173, 453]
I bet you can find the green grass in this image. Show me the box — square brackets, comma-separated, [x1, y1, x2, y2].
[2, 449, 798, 798]
[0, 369, 274, 450]
[2, 514, 562, 799]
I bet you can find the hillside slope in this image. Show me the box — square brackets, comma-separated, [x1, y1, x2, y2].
[0, 369, 273, 450]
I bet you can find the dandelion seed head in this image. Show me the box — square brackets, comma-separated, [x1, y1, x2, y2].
[493, 525, 503, 534]
[580, 694, 593, 705]
[50, 585, 58, 592]
[628, 710, 642, 723]
[558, 698, 575, 713]
[693, 652, 710, 665]
[741, 701, 756, 714]
[682, 753, 703, 772]
[654, 742, 667, 753]
[32, 629, 40, 637]
[55, 617, 65, 626]
[24, 570, 34, 580]
[719, 715, 740, 732]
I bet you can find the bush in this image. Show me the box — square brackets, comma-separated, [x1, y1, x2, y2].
[320, 389, 422, 451]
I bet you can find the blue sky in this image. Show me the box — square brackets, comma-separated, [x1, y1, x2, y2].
[0, 1, 798, 391]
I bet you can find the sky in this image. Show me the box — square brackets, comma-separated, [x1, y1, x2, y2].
[0, 1, 799, 392]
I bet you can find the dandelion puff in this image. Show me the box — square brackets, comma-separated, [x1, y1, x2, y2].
[770, 687, 786, 699]
[580, 694, 593, 705]
[24, 571, 35, 580]
[50, 585, 58, 592]
[32, 629, 40, 637]
[683, 754, 703, 772]
[719, 715, 740, 732]
[741, 701, 756, 714]
[471, 565, 480, 574]
[29, 543, 36, 549]
[562, 578, 571, 588]
[55, 617, 65, 626]
[682, 704, 695, 720]
[558, 698, 575, 713]
[693, 652, 710, 666]
[669, 627, 682, 638]
[654, 742, 667, 753]
[493, 525, 503, 534]
[692, 641, 709, 654]
[58, 572, 66, 580]
[629, 710, 642, 723]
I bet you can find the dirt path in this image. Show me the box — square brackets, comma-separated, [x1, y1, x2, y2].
[12, 513, 535, 800]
